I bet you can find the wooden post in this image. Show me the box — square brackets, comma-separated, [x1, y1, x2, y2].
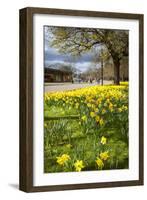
[101, 59, 104, 85]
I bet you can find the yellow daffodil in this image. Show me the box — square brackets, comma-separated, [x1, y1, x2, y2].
[100, 151, 109, 161]
[56, 154, 70, 165]
[74, 160, 85, 172]
[109, 103, 113, 111]
[45, 83, 128, 106]
[95, 108, 99, 112]
[81, 115, 87, 121]
[95, 115, 100, 122]
[96, 158, 104, 169]
[118, 107, 123, 112]
[99, 118, 104, 126]
[90, 112, 96, 118]
[122, 105, 128, 111]
[106, 98, 110, 103]
[65, 144, 72, 148]
[87, 103, 92, 107]
[102, 109, 106, 114]
[101, 136, 107, 145]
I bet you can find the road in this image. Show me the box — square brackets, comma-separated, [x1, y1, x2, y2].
[44, 81, 112, 92]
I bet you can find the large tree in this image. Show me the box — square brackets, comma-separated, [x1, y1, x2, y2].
[46, 27, 128, 85]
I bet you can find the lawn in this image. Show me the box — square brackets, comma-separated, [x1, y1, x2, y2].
[44, 82, 129, 173]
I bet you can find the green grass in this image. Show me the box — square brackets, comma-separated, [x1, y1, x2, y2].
[44, 106, 128, 173]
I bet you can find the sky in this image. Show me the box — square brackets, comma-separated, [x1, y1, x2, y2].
[44, 26, 98, 73]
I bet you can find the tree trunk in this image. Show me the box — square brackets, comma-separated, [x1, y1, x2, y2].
[101, 60, 104, 85]
[113, 59, 120, 85]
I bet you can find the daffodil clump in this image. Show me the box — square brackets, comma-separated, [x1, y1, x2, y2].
[56, 154, 70, 165]
[96, 158, 104, 169]
[45, 83, 128, 130]
[56, 154, 85, 172]
[96, 136, 109, 169]
[55, 137, 109, 171]
[44, 83, 129, 173]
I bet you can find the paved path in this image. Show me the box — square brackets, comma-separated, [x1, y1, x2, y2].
[45, 81, 112, 92]
[45, 83, 97, 92]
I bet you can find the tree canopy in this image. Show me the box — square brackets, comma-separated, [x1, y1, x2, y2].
[46, 26, 128, 85]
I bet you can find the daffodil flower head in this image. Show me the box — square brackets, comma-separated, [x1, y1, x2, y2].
[90, 112, 96, 118]
[100, 151, 109, 161]
[96, 157, 104, 169]
[101, 136, 107, 145]
[66, 144, 72, 148]
[82, 115, 87, 121]
[95, 108, 99, 112]
[102, 109, 106, 114]
[95, 115, 100, 122]
[118, 107, 123, 112]
[56, 154, 70, 166]
[87, 103, 92, 107]
[99, 118, 104, 126]
[74, 160, 85, 172]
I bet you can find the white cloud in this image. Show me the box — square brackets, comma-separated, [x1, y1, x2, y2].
[74, 62, 92, 72]
[45, 60, 65, 66]
[45, 60, 94, 72]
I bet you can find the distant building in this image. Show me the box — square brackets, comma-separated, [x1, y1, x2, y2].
[44, 67, 72, 82]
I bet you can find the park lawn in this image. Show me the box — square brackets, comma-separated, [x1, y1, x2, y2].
[44, 83, 129, 173]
